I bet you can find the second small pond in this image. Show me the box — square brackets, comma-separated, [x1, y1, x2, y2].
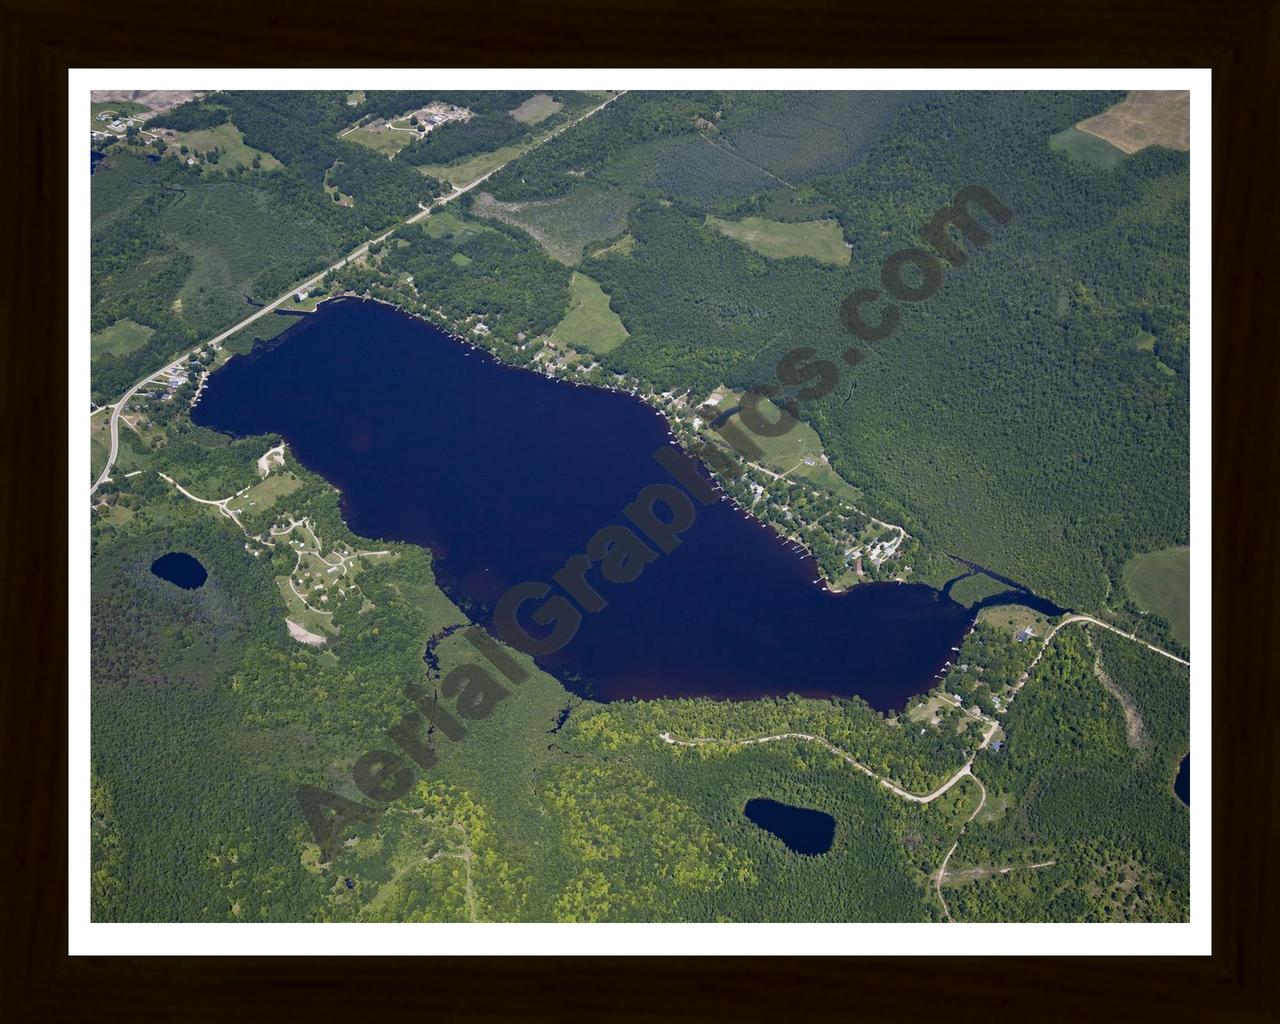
[743, 797, 836, 856]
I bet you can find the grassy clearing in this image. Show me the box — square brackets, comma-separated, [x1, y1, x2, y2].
[163, 122, 282, 172]
[223, 311, 301, 355]
[549, 273, 629, 354]
[226, 472, 302, 516]
[1048, 127, 1127, 170]
[94, 503, 135, 527]
[976, 603, 1052, 636]
[275, 577, 338, 635]
[590, 234, 635, 259]
[90, 409, 114, 481]
[420, 210, 499, 242]
[419, 143, 529, 188]
[473, 186, 634, 265]
[510, 94, 562, 125]
[704, 388, 827, 476]
[1122, 546, 1190, 646]
[707, 215, 850, 265]
[906, 694, 950, 726]
[91, 319, 154, 361]
[345, 120, 419, 159]
[90, 437, 109, 483]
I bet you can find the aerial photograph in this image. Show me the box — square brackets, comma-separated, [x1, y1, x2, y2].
[86, 85, 1192, 926]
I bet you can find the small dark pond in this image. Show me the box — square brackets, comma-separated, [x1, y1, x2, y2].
[150, 551, 208, 590]
[743, 797, 836, 855]
[1175, 754, 1190, 806]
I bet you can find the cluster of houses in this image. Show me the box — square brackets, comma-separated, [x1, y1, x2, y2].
[847, 530, 902, 572]
[91, 109, 148, 141]
[415, 102, 470, 131]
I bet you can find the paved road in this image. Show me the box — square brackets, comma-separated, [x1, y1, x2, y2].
[90, 92, 624, 495]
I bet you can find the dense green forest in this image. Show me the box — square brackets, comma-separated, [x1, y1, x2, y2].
[563, 92, 1190, 609]
[89, 89, 1190, 923]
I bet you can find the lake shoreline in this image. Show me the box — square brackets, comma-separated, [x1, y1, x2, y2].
[194, 298, 987, 710]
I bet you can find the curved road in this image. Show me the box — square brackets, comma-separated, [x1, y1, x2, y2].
[659, 723, 997, 805]
[90, 91, 625, 495]
[1020, 613, 1190, 677]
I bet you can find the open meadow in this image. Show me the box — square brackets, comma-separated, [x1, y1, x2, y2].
[706, 214, 851, 265]
[1121, 546, 1191, 646]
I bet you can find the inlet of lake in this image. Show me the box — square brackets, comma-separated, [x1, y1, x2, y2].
[194, 298, 1056, 711]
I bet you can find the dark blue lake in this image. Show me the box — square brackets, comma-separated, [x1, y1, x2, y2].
[744, 797, 836, 855]
[151, 551, 208, 590]
[1175, 754, 1190, 806]
[195, 298, 991, 709]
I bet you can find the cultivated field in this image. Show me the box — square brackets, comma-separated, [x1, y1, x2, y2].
[1122, 546, 1190, 646]
[549, 273, 629, 354]
[510, 94, 562, 125]
[1076, 91, 1190, 154]
[706, 215, 851, 265]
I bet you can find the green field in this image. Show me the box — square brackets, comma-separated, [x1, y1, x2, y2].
[91, 319, 154, 361]
[706, 215, 850, 265]
[226, 472, 303, 517]
[510, 94, 562, 125]
[1122, 546, 1190, 646]
[705, 388, 826, 475]
[420, 210, 498, 242]
[345, 121, 419, 159]
[163, 122, 283, 172]
[1049, 127, 1128, 170]
[419, 143, 529, 188]
[549, 273, 629, 354]
[976, 602, 1053, 635]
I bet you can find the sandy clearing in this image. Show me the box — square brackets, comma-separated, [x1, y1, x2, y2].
[286, 618, 328, 646]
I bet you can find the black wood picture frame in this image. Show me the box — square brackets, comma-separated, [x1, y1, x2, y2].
[4, 0, 1276, 1018]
